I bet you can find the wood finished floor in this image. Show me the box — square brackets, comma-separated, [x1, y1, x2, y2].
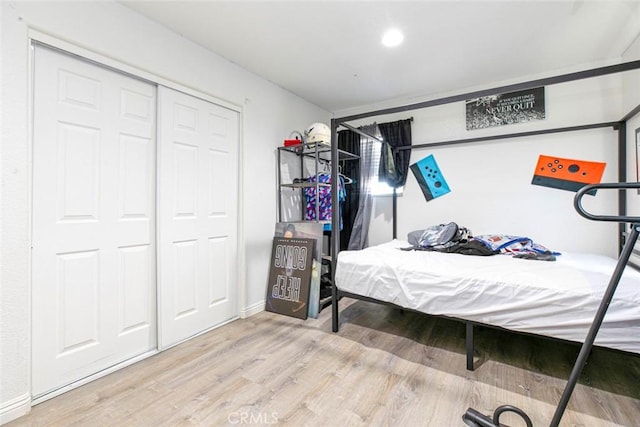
[9, 298, 640, 427]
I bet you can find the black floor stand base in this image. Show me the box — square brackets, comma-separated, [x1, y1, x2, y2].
[462, 406, 533, 427]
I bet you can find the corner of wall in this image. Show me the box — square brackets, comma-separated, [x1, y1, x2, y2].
[240, 300, 264, 319]
[1, 1, 32, 422]
[0, 392, 31, 425]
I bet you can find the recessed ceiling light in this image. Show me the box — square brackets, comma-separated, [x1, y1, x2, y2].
[382, 29, 404, 47]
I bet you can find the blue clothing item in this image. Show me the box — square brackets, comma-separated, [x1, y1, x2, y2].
[303, 173, 346, 230]
[473, 234, 560, 256]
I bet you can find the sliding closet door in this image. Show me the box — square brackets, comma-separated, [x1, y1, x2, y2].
[158, 87, 239, 348]
[32, 46, 157, 397]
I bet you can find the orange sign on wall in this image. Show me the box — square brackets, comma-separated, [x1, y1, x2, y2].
[531, 155, 606, 195]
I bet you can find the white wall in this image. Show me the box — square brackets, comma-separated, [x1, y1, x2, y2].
[336, 69, 640, 257]
[0, 1, 329, 422]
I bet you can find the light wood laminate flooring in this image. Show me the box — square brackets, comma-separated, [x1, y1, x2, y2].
[9, 299, 640, 426]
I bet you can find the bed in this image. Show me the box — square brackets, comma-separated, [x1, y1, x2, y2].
[326, 64, 640, 424]
[334, 238, 640, 369]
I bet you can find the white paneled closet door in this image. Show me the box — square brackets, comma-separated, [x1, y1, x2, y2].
[32, 46, 157, 397]
[158, 87, 239, 349]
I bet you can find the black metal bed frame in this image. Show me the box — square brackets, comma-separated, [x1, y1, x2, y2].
[337, 288, 502, 372]
[327, 60, 640, 426]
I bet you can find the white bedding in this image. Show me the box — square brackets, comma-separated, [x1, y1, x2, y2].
[335, 240, 640, 354]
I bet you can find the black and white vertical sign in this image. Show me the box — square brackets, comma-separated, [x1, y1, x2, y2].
[265, 237, 315, 319]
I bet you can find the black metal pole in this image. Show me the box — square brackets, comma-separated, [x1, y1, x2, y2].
[339, 122, 384, 143]
[392, 187, 397, 240]
[277, 148, 282, 222]
[466, 323, 475, 371]
[331, 118, 340, 333]
[395, 122, 618, 152]
[617, 122, 627, 255]
[335, 60, 640, 123]
[550, 223, 639, 426]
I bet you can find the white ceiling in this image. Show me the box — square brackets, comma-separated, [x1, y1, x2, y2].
[121, 1, 640, 113]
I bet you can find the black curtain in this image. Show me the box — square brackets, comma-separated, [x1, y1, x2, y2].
[378, 119, 412, 188]
[338, 129, 360, 251]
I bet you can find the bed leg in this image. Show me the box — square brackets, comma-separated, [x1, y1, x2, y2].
[331, 288, 339, 332]
[466, 322, 474, 371]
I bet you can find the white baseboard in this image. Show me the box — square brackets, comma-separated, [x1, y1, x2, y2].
[32, 350, 158, 405]
[2, 308, 262, 425]
[0, 392, 31, 425]
[240, 300, 264, 318]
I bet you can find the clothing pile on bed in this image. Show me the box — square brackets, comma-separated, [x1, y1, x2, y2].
[404, 222, 559, 260]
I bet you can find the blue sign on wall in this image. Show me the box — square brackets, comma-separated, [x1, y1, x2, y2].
[410, 154, 450, 202]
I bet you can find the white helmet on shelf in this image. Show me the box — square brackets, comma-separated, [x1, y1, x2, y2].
[304, 122, 331, 146]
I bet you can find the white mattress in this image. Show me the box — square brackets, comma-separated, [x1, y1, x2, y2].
[335, 240, 640, 354]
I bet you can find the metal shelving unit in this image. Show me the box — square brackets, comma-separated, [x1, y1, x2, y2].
[276, 141, 358, 311]
[276, 142, 358, 223]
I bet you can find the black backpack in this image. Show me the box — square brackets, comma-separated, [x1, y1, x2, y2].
[407, 222, 471, 249]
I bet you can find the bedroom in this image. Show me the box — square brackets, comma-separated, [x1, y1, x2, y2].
[2, 1, 640, 426]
